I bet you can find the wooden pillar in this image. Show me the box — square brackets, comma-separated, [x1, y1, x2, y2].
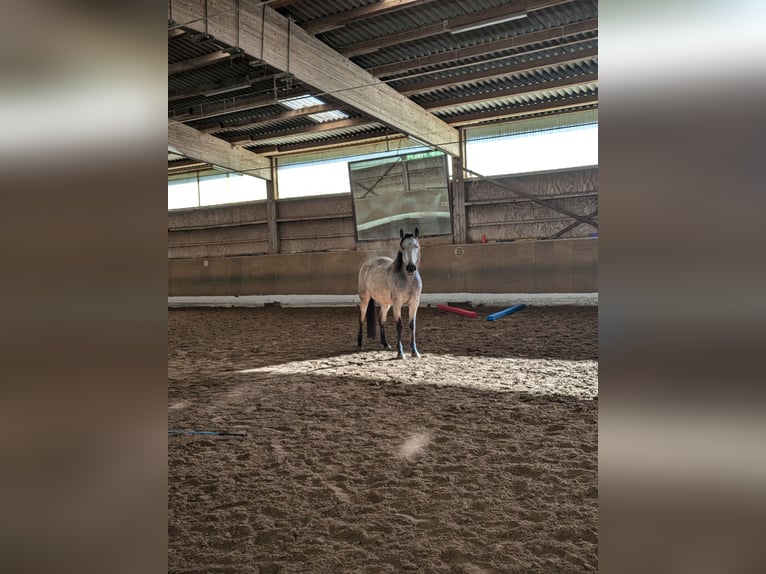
[450, 130, 467, 244]
[266, 158, 279, 253]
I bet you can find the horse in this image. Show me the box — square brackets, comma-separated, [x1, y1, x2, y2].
[357, 228, 422, 359]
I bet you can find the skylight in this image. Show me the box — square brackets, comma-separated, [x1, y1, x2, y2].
[279, 95, 349, 123]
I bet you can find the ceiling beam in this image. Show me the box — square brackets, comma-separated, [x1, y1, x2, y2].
[398, 47, 597, 96]
[441, 93, 598, 126]
[266, 0, 303, 8]
[203, 103, 344, 134]
[422, 73, 598, 111]
[168, 72, 287, 102]
[168, 51, 233, 75]
[229, 117, 376, 146]
[368, 18, 597, 78]
[249, 130, 398, 156]
[302, 0, 437, 35]
[168, 121, 273, 180]
[169, 0, 460, 156]
[169, 86, 308, 123]
[338, 0, 577, 58]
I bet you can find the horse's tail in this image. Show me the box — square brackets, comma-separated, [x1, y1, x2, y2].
[366, 298, 376, 339]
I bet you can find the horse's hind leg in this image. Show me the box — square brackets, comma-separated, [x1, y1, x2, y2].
[379, 303, 392, 350]
[358, 295, 370, 347]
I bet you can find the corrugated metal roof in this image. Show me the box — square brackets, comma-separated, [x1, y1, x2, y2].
[169, 0, 598, 165]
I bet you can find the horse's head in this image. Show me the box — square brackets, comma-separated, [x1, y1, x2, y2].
[399, 227, 420, 275]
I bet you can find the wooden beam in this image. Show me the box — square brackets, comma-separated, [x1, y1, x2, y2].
[338, 0, 578, 58]
[249, 129, 398, 155]
[442, 93, 598, 126]
[229, 117, 375, 146]
[169, 86, 308, 123]
[450, 148, 467, 244]
[168, 72, 287, 102]
[368, 18, 597, 78]
[168, 28, 186, 39]
[169, 0, 460, 156]
[168, 51, 232, 75]
[266, 160, 279, 252]
[203, 103, 342, 134]
[266, 0, 302, 8]
[422, 73, 598, 112]
[398, 48, 597, 96]
[302, 0, 436, 35]
[168, 121, 273, 180]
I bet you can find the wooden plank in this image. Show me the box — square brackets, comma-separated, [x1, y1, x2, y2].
[277, 195, 354, 221]
[168, 51, 231, 75]
[168, 121, 273, 180]
[169, 0, 460, 156]
[462, 166, 596, 227]
[168, 202, 268, 230]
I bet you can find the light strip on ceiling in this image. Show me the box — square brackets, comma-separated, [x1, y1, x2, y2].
[204, 82, 252, 97]
[449, 12, 528, 34]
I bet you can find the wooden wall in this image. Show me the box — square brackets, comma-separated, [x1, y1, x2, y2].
[168, 166, 598, 261]
[464, 167, 598, 242]
[168, 239, 598, 296]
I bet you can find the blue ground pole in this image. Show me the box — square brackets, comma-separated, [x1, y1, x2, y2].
[486, 304, 526, 321]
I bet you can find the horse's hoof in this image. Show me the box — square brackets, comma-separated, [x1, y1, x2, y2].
[411, 351, 421, 358]
[397, 353, 406, 360]
[383, 344, 392, 350]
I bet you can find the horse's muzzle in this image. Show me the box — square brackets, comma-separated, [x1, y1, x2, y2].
[405, 264, 417, 274]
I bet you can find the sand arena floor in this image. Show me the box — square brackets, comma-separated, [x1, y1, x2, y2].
[168, 305, 597, 573]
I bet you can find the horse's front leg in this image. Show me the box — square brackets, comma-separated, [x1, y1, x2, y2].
[393, 305, 405, 359]
[409, 306, 420, 358]
[379, 304, 392, 350]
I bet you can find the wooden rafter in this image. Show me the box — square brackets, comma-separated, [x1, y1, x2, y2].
[169, 86, 309, 124]
[442, 93, 598, 126]
[368, 18, 597, 78]
[338, 0, 577, 58]
[248, 129, 399, 156]
[229, 117, 375, 146]
[422, 73, 598, 111]
[302, 0, 437, 35]
[169, 72, 287, 102]
[265, 0, 303, 8]
[398, 48, 597, 96]
[203, 103, 345, 134]
[168, 51, 232, 75]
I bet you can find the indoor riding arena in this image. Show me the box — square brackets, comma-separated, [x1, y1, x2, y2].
[168, 1, 598, 572]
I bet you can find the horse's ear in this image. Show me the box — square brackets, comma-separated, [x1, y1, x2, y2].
[400, 228, 405, 239]
[414, 227, 419, 238]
